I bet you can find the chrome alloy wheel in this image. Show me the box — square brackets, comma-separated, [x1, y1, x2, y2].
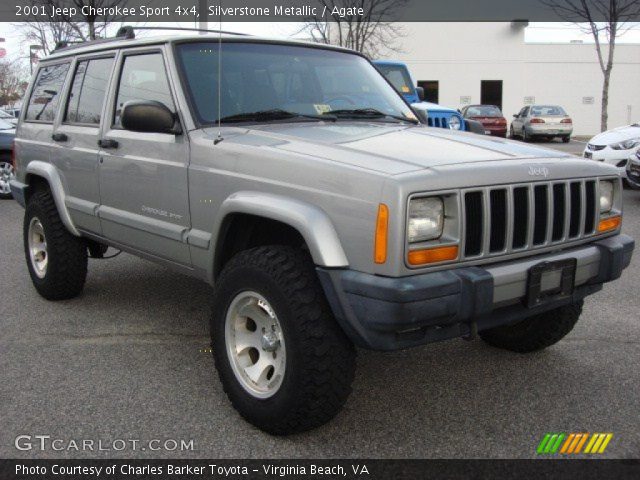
[225, 291, 286, 399]
[28, 217, 48, 279]
[0, 161, 14, 196]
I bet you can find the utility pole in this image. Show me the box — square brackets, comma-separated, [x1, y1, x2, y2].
[199, 0, 208, 32]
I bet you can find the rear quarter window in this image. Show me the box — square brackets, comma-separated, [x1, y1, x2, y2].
[25, 63, 70, 123]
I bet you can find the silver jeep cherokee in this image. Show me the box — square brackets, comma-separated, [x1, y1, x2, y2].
[10, 29, 634, 435]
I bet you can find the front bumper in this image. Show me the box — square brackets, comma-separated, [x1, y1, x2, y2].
[584, 145, 634, 177]
[318, 234, 634, 351]
[9, 179, 27, 207]
[527, 125, 572, 136]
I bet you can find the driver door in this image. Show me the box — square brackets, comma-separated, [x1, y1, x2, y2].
[98, 48, 191, 266]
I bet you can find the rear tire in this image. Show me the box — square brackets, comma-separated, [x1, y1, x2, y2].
[479, 302, 583, 353]
[562, 135, 571, 143]
[211, 245, 356, 435]
[523, 128, 530, 142]
[23, 188, 88, 300]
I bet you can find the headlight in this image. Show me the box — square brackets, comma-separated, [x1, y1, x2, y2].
[407, 197, 443, 242]
[448, 116, 461, 130]
[610, 138, 640, 150]
[599, 180, 614, 213]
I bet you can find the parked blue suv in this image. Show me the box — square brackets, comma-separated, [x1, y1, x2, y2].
[373, 60, 466, 131]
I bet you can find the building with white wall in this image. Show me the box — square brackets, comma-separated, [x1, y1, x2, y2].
[386, 23, 640, 136]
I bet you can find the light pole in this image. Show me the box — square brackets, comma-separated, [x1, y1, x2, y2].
[29, 45, 43, 75]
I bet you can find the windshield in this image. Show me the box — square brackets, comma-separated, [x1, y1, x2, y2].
[531, 105, 566, 116]
[375, 64, 414, 95]
[465, 105, 502, 117]
[176, 42, 414, 125]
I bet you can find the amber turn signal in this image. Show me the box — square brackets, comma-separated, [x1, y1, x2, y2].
[374, 204, 389, 264]
[408, 245, 459, 266]
[597, 215, 621, 233]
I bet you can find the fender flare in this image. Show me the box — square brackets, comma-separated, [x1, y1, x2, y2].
[213, 191, 349, 271]
[25, 161, 80, 236]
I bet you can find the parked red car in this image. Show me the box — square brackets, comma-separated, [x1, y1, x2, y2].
[460, 105, 507, 138]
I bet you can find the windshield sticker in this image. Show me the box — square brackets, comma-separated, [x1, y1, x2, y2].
[313, 104, 332, 114]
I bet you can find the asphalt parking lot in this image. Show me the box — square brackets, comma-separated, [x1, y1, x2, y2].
[1, 144, 639, 460]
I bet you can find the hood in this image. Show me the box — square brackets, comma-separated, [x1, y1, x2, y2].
[203, 122, 572, 175]
[589, 124, 640, 145]
[411, 101, 456, 113]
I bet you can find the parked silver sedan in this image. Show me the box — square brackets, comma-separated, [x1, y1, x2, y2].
[510, 104, 573, 143]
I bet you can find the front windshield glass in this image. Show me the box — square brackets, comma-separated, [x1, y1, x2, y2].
[375, 64, 413, 95]
[176, 42, 414, 124]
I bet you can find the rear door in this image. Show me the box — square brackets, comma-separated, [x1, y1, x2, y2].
[98, 47, 191, 266]
[53, 53, 116, 234]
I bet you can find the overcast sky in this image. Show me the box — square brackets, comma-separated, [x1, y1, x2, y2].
[1, 21, 639, 67]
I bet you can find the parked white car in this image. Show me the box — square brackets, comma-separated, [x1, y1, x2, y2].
[583, 123, 640, 178]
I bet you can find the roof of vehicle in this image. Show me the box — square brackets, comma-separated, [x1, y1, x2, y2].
[371, 60, 406, 66]
[43, 32, 361, 62]
[464, 104, 501, 108]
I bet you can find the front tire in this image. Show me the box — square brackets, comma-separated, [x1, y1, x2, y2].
[211, 246, 356, 435]
[23, 188, 88, 300]
[479, 302, 582, 353]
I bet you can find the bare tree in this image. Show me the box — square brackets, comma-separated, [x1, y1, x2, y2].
[15, 0, 129, 54]
[540, 0, 640, 131]
[0, 60, 29, 107]
[299, 0, 408, 58]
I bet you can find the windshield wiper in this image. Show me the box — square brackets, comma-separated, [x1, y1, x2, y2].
[219, 109, 336, 123]
[327, 108, 419, 124]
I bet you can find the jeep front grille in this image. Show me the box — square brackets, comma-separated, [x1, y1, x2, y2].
[427, 116, 449, 128]
[462, 179, 598, 259]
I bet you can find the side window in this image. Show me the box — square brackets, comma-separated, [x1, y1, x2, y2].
[113, 53, 174, 127]
[25, 63, 70, 122]
[65, 57, 114, 125]
[522, 107, 530, 117]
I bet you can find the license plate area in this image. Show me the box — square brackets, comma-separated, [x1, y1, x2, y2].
[525, 259, 577, 308]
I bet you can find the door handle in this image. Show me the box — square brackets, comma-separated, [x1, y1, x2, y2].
[98, 138, 119, 149]
[51, 133, 68, 142]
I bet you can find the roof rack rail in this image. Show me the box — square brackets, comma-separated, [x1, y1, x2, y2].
[116, 26, 250, 37]
[50, 25, 250, 54]
[52, 27, 136, 52]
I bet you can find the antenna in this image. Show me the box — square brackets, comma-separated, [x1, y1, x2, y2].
[214, 2, 224, 145]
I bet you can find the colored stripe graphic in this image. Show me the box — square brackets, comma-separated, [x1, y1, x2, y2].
[539, 433, 613, 454]
[537, 434, 552, 454]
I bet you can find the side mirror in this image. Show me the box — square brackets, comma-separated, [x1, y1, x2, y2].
[121, 100, 179, 134]
[415, 86, 425, 102]
[513, 114, 519, 118]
